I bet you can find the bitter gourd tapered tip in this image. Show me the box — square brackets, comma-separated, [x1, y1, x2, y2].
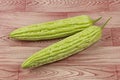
[22, 57, 35, 69]
[21, 62, 30, 69]
[101, 17, 112, 29]
[93, 17, 102, 23]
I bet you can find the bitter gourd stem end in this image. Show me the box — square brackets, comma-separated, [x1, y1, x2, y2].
[93, 17, 102, 23]
[101, 17, 112, 29]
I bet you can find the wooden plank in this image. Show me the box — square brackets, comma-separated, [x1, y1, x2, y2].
[111, 28, 120, 46]
[19, 65, 116, 80]
[26, 0, 109, 12]
[0, 0, 25, 12]
[1, 46, 120, 66]
[0, 47, 39, 65]
[109, 0, 120, 11]
[67, 12, 120, 28]
[0, 64, 18, 80]
[0, 12, 67, 28]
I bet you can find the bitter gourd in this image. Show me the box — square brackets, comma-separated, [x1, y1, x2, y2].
[22, 18, 111, 68]
[10, 15, 101, 41]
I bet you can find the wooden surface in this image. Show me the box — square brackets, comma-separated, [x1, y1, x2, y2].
[0, 0, 120, 80]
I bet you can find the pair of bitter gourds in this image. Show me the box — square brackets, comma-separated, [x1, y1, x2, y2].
[9, 15, 111, 68]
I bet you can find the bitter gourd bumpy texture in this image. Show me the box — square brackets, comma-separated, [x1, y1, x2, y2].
[10, 15, 101, 41]
[22, 25, 102, 68]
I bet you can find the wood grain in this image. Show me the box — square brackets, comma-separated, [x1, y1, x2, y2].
[112, 28, 120, 46]
[109, 0, 120, 11]
[0, 64, 18, 80]
[0, 12, 67, 28]
[0, 0, 25, 12]
[116, 66, 120, 79]
[0, 0, 120, 12]
[19, 65, 116, 80]
[26, 0, 109, 12]
[102, 28, 113, 46]
[0, 46, 39, 65]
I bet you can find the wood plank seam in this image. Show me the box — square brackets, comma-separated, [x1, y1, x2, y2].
[24, 0, 26, 12]
[111, 28, 115, 46]
[110, 28, 114, 46]
[108, 0, 110, 11]
[17, 66, 20, 80]
[115, 66, 119, 80]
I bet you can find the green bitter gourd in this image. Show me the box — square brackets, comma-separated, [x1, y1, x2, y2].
[22, 18, 111, 68]
[10, 15, 101, 41]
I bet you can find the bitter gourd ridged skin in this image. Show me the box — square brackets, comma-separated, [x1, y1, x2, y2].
[22, 26, 102, 68]
[10, 15, 94, 41]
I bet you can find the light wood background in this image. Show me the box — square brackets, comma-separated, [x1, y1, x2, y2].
[0, 0, 120, 80]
